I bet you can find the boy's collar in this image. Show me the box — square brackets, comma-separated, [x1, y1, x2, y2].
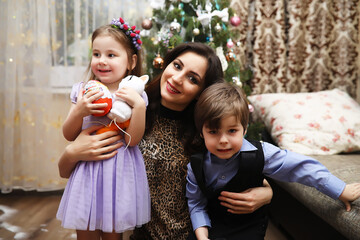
[240, 138, 258, 152]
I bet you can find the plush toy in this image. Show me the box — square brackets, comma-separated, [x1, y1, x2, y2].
[83, 80, 112, 117]
[95, 75, 149, 134]
[107, 75, 149, 123]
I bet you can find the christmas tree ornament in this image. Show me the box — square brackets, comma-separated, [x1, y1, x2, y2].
[193, 28, 200, 36]
[152, 38, 159, 45]
[140, 29, 150, 37]
[170, 19, 181, 33]
[153, 54, 164, 69]
[150, 0, 165, 9]
[141, 18, 153, 30]
[215, 23, 222, 32]
[225, 49, 236, 61]
[232, 76, 242, 87]
[226, 39, 234, 48]
[216, 47, 228, 71]
[230, 15, 241, 26]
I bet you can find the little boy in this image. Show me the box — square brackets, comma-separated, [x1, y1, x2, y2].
[186, 82, 360, 240]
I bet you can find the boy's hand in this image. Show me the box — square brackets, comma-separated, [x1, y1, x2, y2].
[194, 226, 209, 240]
[338, 183, 360, 211]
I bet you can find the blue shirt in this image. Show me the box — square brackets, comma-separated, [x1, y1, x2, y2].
[186, 139, 346, 231]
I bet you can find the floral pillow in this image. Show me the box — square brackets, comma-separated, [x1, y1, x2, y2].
[248, 89, 360, 155]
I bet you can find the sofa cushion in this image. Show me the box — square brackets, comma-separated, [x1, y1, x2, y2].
[248, 89, 360, 155]
[273, 154, 360, 240]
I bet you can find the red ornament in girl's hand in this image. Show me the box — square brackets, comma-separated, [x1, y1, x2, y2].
[83, 80, 112, 117]
[230, 15, 241, 27]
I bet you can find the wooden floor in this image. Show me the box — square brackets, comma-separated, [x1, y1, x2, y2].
[0, 191, 288, 240]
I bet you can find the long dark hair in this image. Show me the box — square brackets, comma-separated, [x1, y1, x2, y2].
[145, 42, 224, 154]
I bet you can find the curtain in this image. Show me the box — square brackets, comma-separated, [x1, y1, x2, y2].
[230, 0, 360, 101]
[0, 0, 151, 193]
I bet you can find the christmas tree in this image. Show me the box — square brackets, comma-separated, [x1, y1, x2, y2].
[140, 0, 263, 140]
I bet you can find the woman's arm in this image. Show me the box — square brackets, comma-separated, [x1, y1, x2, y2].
[218, 179, 273, 214]
[58, 125, 124, 178]
[62, 103, 84, 141]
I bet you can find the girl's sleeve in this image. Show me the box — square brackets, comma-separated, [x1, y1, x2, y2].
[70, 82, 83, 104]
[141, 91, 148, 107]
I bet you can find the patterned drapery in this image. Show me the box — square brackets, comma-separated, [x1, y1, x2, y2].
[230, 0, 360, 100]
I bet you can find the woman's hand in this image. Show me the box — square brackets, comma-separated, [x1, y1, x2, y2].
[218, 179, 273, 214]
[58, 125, 123, 178]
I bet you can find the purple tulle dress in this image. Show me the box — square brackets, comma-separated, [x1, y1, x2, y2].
[56, 82, 151, 233]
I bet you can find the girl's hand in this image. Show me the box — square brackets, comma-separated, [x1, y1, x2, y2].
[115, 87, 145, 109]
[115, 87, 146, 146]
[76, 89, 108, 117]
[218, 179, 273, 214]
[63, 89, 108, 141]
[339, 183, 360, 211]
[59, 125, 124, 178]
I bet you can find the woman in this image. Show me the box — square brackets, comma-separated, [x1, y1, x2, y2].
[58, 42, 273, 240]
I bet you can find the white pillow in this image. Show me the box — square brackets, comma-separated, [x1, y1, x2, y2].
[248, 89, 360, 155]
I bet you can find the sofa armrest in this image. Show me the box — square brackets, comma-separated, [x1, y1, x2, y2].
[270, 153, 360, 240]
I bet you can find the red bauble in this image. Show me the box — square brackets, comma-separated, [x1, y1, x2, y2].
[230, 15, 241, 27]
[226, 39, 234, 49]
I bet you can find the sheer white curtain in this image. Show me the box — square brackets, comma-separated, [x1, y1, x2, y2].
[0, 0, 151, 193]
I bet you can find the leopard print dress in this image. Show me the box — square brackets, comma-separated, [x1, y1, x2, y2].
[134, 108, 192, 240]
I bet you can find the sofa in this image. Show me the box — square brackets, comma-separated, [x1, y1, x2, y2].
[247, 89, 360, 240]
[269, 153, 360, 240]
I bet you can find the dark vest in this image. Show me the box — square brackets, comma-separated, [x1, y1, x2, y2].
[190, 141, 268, 239]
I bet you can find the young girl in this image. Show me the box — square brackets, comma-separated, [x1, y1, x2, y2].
[56, 17, 151, 240]
[187, 82, 360, 240]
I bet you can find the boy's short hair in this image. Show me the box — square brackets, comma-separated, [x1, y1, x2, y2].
[194, 82, 249, 133]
